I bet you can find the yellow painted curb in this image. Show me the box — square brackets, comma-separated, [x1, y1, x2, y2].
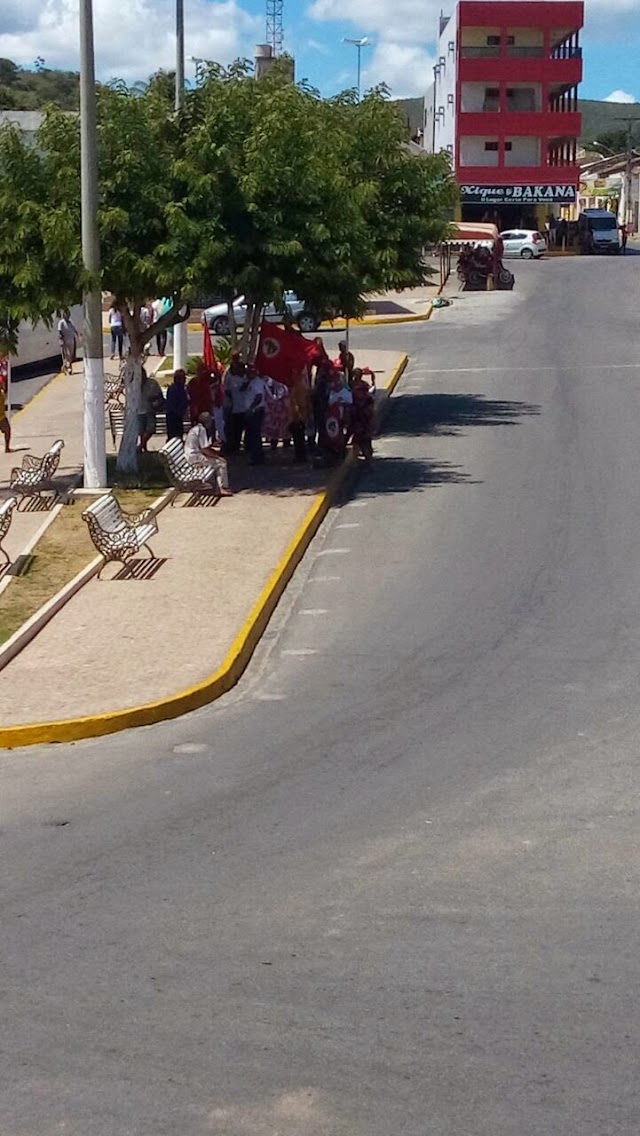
[0, 354, 408, 750]
[384, 354, 409, 396]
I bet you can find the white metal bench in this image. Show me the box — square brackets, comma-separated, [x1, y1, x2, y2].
[82, 494, 158, 569]
[0, 496, 18, 567]
[159, 438, 221, 501]
[10, 440, 65, 508]
[106, 402, 191, 448]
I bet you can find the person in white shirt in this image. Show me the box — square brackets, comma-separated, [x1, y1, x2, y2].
[57, 310, 78, 374]
[108, 301, 124, 360]
[184, 413, 231, 495]
[243, 365, 268, 465]
[223, 356, 248, 454]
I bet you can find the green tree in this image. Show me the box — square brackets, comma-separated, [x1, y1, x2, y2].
[180, 64, 456, 354]
[0, 63, 457, 472]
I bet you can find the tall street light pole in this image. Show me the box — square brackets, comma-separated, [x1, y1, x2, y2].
[343, 36, 370, 101]
[79, 0, 106, 487]
[616, 117, 637, 230]
[173, 0, 188, 375]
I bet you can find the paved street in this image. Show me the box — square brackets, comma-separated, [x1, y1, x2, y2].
[3, 257, 640, 1135]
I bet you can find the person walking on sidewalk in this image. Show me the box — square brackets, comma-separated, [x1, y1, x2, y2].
[184, 413, 231, 496]
[0, 380, 11, 452]
[57, 309, 78, 374]
[108, 302, 125, 360]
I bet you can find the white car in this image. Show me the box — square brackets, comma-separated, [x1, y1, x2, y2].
[202, 291, 321, 335]
[499, 229, 547, 259]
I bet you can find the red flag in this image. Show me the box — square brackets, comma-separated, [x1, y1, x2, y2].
[203, 321, 217, 372]
[255, 322, 316, 387]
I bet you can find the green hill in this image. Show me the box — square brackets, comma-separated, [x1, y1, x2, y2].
[0, 58, 79, 111]
[579, 98, 640, 147]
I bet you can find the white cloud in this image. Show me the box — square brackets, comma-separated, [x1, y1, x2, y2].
[309, 0, 439, 96]
[362, 41, 435, 98]
[604, 89, 637, 102]
[0, 0, 261, 84]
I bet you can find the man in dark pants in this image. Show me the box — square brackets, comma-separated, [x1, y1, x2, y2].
[244, 365, 267, 465]
[289, 372, 312, 463]
[223, 356, 247, 454]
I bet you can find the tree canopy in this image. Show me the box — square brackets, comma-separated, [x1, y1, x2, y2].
[0, 61, 457, 466]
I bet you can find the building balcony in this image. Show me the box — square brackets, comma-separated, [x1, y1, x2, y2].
[459, 54, 582, 85]
[455, 164, 580, 187]
[458, 110, 581, 137]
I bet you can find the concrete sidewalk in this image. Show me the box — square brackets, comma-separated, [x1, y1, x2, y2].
[0, 349, 404, 732]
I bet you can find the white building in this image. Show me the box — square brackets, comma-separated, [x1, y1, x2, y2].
[425, 13, 456, 158]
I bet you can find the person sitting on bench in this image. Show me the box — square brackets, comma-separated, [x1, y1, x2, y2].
[184, 412, 232, 496]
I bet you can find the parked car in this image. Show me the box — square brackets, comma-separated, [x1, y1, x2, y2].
[499, 229, 547, 259]
[201, 291, 321, 335]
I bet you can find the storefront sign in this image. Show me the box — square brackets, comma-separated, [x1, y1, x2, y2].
[460, 184, 577, 204]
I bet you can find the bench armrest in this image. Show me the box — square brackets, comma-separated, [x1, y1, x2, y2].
[22, 454, 42, 471]
[123, 506, 155, 526]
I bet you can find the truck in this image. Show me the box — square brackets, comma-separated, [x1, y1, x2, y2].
[578, 209, 621, 255]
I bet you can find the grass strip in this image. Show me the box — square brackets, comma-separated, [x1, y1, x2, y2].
[0, 490, 157, 646]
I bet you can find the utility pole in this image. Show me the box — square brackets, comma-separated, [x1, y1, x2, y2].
[616, 116, 638, 230]
[79, 0, 106, 488]
[173, 0, 188, 374]
[343, 37, 370, 101]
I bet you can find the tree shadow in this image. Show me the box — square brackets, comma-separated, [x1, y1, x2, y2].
[348, 454, 474, 497]
[387, 392, 541, 437]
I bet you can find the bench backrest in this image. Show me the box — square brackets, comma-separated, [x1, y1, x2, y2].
[82, 493, 126, 533]
[159, 438, 193, 477]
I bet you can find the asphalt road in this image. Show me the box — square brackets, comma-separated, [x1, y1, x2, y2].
[3, 257, 640, 1135]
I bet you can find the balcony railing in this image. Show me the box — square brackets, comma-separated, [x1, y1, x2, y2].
[461, 46, 501, 58]
[551, 46, 582, 59]
[461, 44, 582, 61]
[507, 46, 543, 57]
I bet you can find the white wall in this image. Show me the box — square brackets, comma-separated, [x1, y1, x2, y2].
[459, 137, 499, 166]
[429, 8, 457, 156]
[505, 137, 540, 166]
[460, 83, 489, 111]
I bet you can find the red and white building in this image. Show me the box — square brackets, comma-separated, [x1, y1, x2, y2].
[424, 1, 584, 227]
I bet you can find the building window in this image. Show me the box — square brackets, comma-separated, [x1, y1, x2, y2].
[484, 141, 499, 151]
[486, 35, 500, 45]
[505, 142, 512, 151]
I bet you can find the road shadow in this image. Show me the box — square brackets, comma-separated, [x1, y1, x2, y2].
[387, 392, 541, 437]
[349, 454, 473, 497]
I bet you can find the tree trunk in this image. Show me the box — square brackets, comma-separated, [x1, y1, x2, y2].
[248, 302, 263, 362]
[117, 306, 144, 474]
[226, 298, 238, 350]
[113, 297, 188, 475]
[239, 301, 255, 361]
[117, 349, 144, 474]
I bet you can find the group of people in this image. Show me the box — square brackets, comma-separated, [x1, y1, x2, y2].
[108, 299, 171, 361]
[162, 337, 377, 476]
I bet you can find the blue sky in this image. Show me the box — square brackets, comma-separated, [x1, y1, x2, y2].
[0, 0, 638, 104]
